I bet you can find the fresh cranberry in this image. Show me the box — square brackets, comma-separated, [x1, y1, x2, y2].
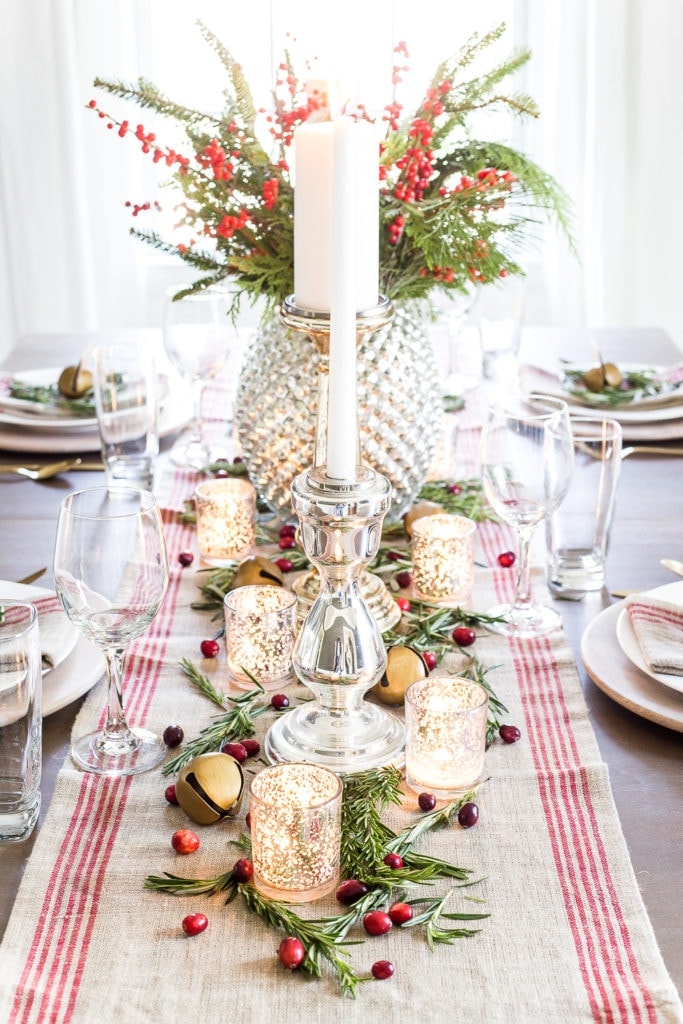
[278, 936, 305, 970]
[395, 570, 412, 588]
[221, 741, 248, 762]
[452, 626, 476, 647]
[171, 829, 200, 854]
[371, 960, 395, 980]
[418, 792, 436, 812]
[336, 879, 370, 905]
[279, 524, 297, 539]
[164, 784, 178, 805]
[214, 468, 229, 478]
[458, 802, 479, 829]
[274, 557, 293, 572]
[386, 550, 403, 562]
[388, 902, 413, 926]
[396, 597, 411, 613]
[447, 483, 461, 495]
[232, 858, 254, 883]
[499, 724, 521, 744]
[242, 738, 261, 757]
[233, 456, 243, 464]
[363, 911, 393, 936]
[271, 693, 290, 710]
[383, 852, 403, 870]
[497, 550, 516, 568]
[163, 725, 184, 748]
[278, 535, 296, 550]
[182, 913, 208, 936]
[245, 811, 251, 830]
[200, 638, 220, 658]
[422, 651, 437, 672]
[178, 551, 194, 567]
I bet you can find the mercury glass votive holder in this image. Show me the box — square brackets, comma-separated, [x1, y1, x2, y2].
[411, 513, 477, 604]
[249, 762, 343, 902]
[405, 676, 488, 798]
[224, 585, 298, 690]
[195, 478, 256, 565]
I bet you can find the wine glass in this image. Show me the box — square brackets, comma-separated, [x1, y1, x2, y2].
[162, 282, 233, 468]
[480, 394, 574, 638]
[53, 486, 170, 776]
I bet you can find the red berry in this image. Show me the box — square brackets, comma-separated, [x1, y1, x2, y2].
[363, 911, 393, 936]
[245, 811, 251, 829]
[386, 550, 403, 562]
[497, 550, 516, 568]
[447, 483, 461, 495]
[178, 551, 194, 567]
[214, 469, 229, 478]
[278, 936, 305, 970]
[163, 724, 184, 748]
[499, 724, 521, 744]
[371, 959, 395, 980]
[279, 524, 297, 538]
[422, 651, 437, 672]
[383, 852, 403, 870]
[271, 693, 290, 710]
[274, 557, 293, 572]
[388, 902, 413, 926]
[221, 741, 248, 762]
[171, 829, 200, 854]
[418, 792, 437, 812]
[164, 783, 178, 805]
[278, 535, 296, 550]
[200, 638, 220, 658]
[232, 858, 254, 883]
[452, 626, 476, 647]
[457, 802, 479, 829]
[396, 597, 411, 612]
[241, 738, 261, 757]
[395, 570, 412, 588]
[182, 913, 208, 937]
[336, 878, 370, 905]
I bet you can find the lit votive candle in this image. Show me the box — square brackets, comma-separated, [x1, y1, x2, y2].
[195, 478, 256, 565]
[405, 676, 488, 798]
[224, 585, 298, 690]
[411, 513, 476, 603]
[249, 763, 343, 902]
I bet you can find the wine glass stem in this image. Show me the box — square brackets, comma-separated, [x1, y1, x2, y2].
[102, 648, 132, 741]
[513, 526, 535, 611]
[190, 379, 204, 446]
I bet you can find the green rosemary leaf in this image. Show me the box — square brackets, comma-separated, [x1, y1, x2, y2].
[179, 657, 229, 707]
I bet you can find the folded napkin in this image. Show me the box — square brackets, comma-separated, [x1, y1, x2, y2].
[625, 593, 683, 676]
[2, 594, 77, 670]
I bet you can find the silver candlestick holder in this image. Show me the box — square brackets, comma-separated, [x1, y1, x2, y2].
[264, 464, 406, 772]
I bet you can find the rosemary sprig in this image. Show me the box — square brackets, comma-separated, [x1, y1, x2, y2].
[179, 657, 229, 707]
[384, 600, 505, 650]
[401, 890, 489, 948]
[382, 478, 494, 537]
[8, 381, 96, 417]
[463, 657, 508, 746]
[340, 767, 403, 879]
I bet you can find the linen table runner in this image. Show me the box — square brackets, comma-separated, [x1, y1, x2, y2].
[0, 436, 681, 1022]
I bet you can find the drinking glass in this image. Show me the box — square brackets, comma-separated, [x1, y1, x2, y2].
[480, 394, 574, 637]
[53, 486, 169, 775]
[162, 283, 233, 468]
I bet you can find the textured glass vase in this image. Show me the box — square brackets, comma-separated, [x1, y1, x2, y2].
[234, 305, 442, 521]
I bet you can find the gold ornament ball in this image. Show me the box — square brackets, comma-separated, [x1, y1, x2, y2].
[175, 752, 245, 825]
[403, 501, 445, 539]
[370, 645, 428, 706]
[232, 555, 284, 590]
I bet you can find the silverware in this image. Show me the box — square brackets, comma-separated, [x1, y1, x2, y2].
[661, 558, 683, 577]
[16, 568, 48, 585]
[621, 446, 683, 458]
[0, 458, 83, 480]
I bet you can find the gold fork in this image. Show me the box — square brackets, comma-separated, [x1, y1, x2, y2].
[0, 458, 82, 480]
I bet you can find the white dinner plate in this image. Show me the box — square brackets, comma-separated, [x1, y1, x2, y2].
[0, 378, 194, 454]
[581, 600, 683, 732]
[0, 579, 78, 672]
[615, 581, 683, 695]
[559, 362, 683, 411]
[0, 368, 98, 429]
[0, 580, 104, 715]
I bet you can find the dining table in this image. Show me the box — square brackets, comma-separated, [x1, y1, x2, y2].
[0, 324, 681, 1023]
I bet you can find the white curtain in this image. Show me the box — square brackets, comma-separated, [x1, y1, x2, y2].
[1, 0, 681, 363]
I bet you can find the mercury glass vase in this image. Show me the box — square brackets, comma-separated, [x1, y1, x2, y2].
[234, 304, 442, 521]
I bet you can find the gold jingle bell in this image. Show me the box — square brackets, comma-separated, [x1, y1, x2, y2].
[403, 501, 445, 539]
[370, 644, 428, 706]
[232, 555, 284, 590]
[175, 752, 245, 825]
[57, 364, 93, 399]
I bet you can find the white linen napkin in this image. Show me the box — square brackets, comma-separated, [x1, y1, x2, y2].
[625, 593, 683, 676]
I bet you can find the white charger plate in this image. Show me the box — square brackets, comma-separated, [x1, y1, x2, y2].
[581, 599, 683, 732]
[615, 581, 683, 695]
[0, 580, 104, 716]
[0, 378, 193, 454]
